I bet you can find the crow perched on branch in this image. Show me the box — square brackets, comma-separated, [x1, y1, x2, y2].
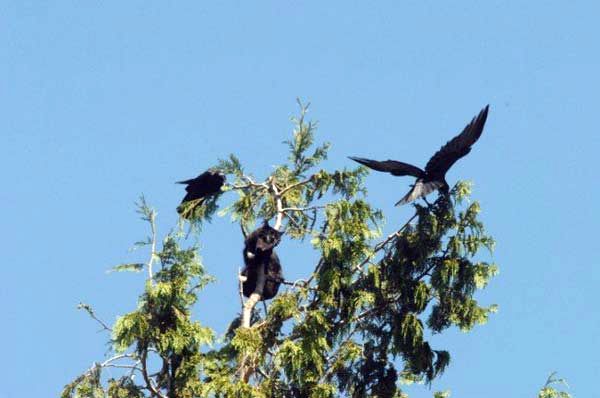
[176, 170, 226, 218]
[350, 105, 489, 205]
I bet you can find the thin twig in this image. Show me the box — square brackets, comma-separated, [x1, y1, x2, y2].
[284, 212, 327, 239]
[229, 175, 270, 191]
[256, 367, 270, 380]
[281, 205, 325, 212]
[77, 353, 139, 387]
[78, 303, 112, 332]
[280, 278, 307, 287]
[100, 353, 136, 367]
[279, 176, 313, 196]
[125, 360, 142, 381]
[305, 259, 324, 286]
[103, 363, 143, 371]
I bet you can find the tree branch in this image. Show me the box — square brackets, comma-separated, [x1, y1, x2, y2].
[353, 212, 418, 273]
[140, 348, 166, 398]
[281, 205, 325, 213]
[238, 267, 246, 308]
[78, 303, 112, 333]
[100, 353, 136, 367]
[103, 363, 143, 372]
[240, 179, 286, 382]
[242, 180, 283, 328]
[279, 176, 313, 196]
[229, 175, 269, 191]
[273, 182, 284, 231]
[320, 325, 361, 383]
[147, 210, 157, 282]
[283, 211, 325, 238]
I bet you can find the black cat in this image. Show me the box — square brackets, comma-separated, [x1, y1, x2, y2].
[241, 221, 284, 300]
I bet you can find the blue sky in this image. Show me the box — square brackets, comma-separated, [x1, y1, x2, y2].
[2, 1, 599, 397]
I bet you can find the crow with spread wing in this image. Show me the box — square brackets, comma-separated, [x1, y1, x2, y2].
[350, 105, 489, 205]
[176, 170, 226, 218]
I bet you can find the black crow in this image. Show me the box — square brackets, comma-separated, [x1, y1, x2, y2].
[176, 170, 226, 217]
[350, 105, 489, 205]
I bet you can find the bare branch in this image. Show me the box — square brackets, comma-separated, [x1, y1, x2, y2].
[98, 353, 137, 368]
[305, 259, 324, 286]
[256, 367, 270, 381]
[228, 175, 269, 191]
[273, 183, 284, 231]
[283, 212, 325, 238]
[78, 303, 112, 333]
[141, 348, 166, 398]
[103, 363, 143, 371]
[281, 205, 325, 213]
[148, 210, 157, 282]
[238, 267, 246, 308]
[279, 176, 313, 197]
[75, 353, 139, 391]
[242, 266, 267, 329]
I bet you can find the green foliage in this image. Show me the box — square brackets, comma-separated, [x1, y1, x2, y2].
[177, 195, 222, 225]
[538, 372, 572, 398]
[108, 263, 144, 273]
[61, 364, 103, 398]
[285, 99, 331, 177]
[106, 378, 145, 398]
[64, 103, 505, 398]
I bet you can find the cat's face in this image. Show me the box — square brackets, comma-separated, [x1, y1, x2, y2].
[255, 225, 282, 251]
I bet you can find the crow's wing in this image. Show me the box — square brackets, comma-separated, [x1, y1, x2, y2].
[177, 171, 212, 192]
[425, 105, 489, 178]
[395, 180, 445, 206]
[177, 171, 226, 198]
[176, 177, 199, 185]
[349, 157, 424, 177]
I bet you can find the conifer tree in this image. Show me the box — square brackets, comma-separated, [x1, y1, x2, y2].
[63, 102, 565, 398]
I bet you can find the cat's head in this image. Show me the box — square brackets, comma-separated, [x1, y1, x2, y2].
[255, 220, 283, 251]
